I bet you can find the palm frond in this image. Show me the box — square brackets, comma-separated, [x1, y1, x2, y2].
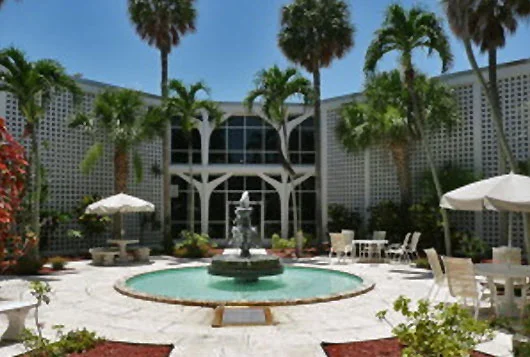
[133, 150, 144, 183]
[80, 142, 104, 174]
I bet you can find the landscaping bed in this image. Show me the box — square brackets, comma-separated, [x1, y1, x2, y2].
[321, 338, 493, 357]
[19, 341, 173, 357]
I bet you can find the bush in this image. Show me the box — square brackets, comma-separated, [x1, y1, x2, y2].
[271, 233, 307, 250]
[414, 258, 430, 270]
[49, 256, 67, 271]
[368, 200, 409, 243]
[22, 326, 102, 356]
[174, 231, 215, 258]
[13, 254, 44, 275]
[328, 204, 361, 233]
[377, 296, 493, 356]
[454, 231, 489, 262]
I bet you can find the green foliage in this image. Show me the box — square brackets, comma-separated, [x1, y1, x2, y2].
[74, 195, 111, 238]
[377, 296, 493, 356]
[48, 256, 67, 271]
[22, 325, 102, 357]
[421, 162, 479, 205]
[271, 233, 307, 250]
[454, 232, 489, 262]
[368, 200, 408, 243]
[328, 204, 361, 233]
[39, 210, 72, 251]
[174, 230, 215, 258]
[14, 254, 44, 275]
[414, 258, 431, 270]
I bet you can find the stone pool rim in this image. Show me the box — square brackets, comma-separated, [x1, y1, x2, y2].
[114, 264, 375, 307]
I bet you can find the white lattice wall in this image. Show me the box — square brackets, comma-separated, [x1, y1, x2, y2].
[2, 81, 163, 254]
[325, 60, 530, 249]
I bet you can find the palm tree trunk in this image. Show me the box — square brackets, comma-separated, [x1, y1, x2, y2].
[312, 69, 323, 249]
[160, 49, 172, 252]
[29, 121, 41, 261]
[114, 146, 129, 239]
[187, 140, 195, 234]
[390, 143, 412, 208]
[463, 40, 517, 172]
[404, 65, 452, 255]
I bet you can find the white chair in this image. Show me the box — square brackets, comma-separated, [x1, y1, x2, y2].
[329, 233, 347, 264]
[406, 232, 421, 261]
[341, 230, 355, 260]
[424, 248, 445, 300]
[373, 231, 387, 240]
[442, 256, 496, 319]
[361, 231, 387, 259]
[386, 233, 411, 263]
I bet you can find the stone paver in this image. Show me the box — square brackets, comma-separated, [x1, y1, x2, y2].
[0, 257, 513, 356]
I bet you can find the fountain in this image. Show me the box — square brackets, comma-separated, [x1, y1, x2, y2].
[208, 191, 284, 282]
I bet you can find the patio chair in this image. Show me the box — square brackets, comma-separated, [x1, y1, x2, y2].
[442, 256, 496, 319]
[341, 230, 355, 259]
[386, 233, 411, 263]
[329, 233, 347, 264]
[360, 231, 387, 259]
[424, 248, 445, 300]
[406, 232, 422, 261]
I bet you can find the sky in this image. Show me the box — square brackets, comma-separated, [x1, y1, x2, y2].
[1, 0, 529, 101]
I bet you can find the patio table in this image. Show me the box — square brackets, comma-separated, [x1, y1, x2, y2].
[107, 239, 139, 263]
[475, 263, 530, 317]
[352, 240, 388, 261]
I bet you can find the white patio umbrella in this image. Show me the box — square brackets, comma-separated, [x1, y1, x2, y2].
[440, 172, 530, 249]
[85, 193, 155, 239]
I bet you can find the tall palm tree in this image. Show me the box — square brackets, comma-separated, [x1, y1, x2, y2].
[338, 71, 414, 208]
[128, 0, 197, 251]
[0, 47, 81, 262]
[165, 79, 222, 234]
[244, 66, 314, 257]
[69, 88, 165, 239]
[364, 4, 455, 254]
[278, 0, 355, 245]
[443, 0, 530, 173]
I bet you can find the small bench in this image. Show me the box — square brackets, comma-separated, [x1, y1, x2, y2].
[131, 247, 151, 262]
[0, 301, 37, 341]
[89, 247, 119, 266]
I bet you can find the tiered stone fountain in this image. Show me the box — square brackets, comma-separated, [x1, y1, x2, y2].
[208, 191, 284, 282]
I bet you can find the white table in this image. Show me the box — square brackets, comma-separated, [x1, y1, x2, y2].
[107, 239, 139, 263]
[352, 240, 388, 261]
[475, 263, 530, 317]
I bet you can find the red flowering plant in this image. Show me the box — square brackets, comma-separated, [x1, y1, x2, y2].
[0, 117, 35, 271]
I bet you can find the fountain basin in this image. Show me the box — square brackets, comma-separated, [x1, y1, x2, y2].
[208, 254, 284, 282]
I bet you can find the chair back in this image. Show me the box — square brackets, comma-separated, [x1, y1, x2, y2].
[372, 231, 386, 240]
[442, 256, 479, 300]
[424, 248, 444, 284]
[341, 230, 355, 245]
[329, 233, 346, 253]
[408, 232, 421, 251]
[401, 233, 411, 249]
[493, 246, 521, 265]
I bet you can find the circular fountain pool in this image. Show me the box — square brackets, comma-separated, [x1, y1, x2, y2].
[115, 266, 374, 307]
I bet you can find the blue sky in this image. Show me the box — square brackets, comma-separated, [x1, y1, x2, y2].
[1, 0, 529, 101]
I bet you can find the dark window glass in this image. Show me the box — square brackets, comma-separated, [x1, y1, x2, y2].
[228, 192, 241, 202]
[265, 129, 279, 150]
[246, 176, 262, 191]
[210, 129, 226, 150]
[290, 153, 300, 164]
[265, 223, 281, 238]
[210, 193, 225, 220]
[300, 176, 315, 190]
[209, 224, 225, 239]
[191, 130, 201, 150]
[289, 128, 300, 151]
[245, 116, 263, 127]
[300, 130, 314, 151]
[228, 152, 244, 164]
[302, 192, 316, 220]
[245, 151, 262, 164]
[301, 153, 315, 164]
[301, 116, 314, 128]
[209, 152, 226, 164]
[228, 129, 244, 150]
[265, 152, 280, 163]
[193, 152, 201, 164]
[246, 128, 263, 150]
[265, 192, 281, 220]
[171, 195, 187, 221]
[171, 175, 188, 188]
[227, 116, 244, 127]
[228, 176, 244, 190]
[171, 152, 187, 164]
[171, 129, 187, 150]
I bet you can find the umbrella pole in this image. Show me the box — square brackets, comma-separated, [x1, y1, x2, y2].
[508, 212, 513, 247]
[120, 212, 124, 240]
[523, 213, 530, 264]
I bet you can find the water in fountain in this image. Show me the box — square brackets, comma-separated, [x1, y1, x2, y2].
[208, 191, 284, 282]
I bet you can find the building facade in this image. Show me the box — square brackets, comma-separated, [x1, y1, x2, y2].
[1, 58, 529, 254]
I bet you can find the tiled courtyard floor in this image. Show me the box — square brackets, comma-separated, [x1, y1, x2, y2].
[0, 257, 513, 356]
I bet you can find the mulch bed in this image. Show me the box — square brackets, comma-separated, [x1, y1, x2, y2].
[321, 338, 494, 357]
[266, 248, 318, 258]
[68, 341, 173, 357]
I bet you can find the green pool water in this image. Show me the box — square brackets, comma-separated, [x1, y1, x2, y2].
[123, 266, 368, 305]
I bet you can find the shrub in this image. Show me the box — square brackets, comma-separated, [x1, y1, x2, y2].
[414, 258, 430, 270]
[377, 296, 493, 356]
[49, 256, 67, 271]
[328, 204, 361, 233]
[454, 231, 489, 262]
[368, 200, 408, 243]
[271, 233, 307, 250]
[174, 231, 215, 258]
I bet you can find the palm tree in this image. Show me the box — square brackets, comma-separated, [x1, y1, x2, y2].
[69, 88, 165, 239]
[278, 0, 355, 244]
[338, 71, 414, 208]
[0, 47, 81, 262]
[165, 79, 223, 234]
[128, 0, 197, 251]
[244, 66, 313, 257]
[364, 4, 455, 255]
[443, 0, 530, 173]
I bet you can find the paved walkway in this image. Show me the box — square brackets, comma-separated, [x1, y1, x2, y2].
[0, 257, 512, 356]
